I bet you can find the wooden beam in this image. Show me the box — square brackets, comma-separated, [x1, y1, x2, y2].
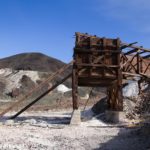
[124, 54, 137, 72]
[74, 48, 120, 53]
[121, 42, 138, 49]
[139, 51, 146, 54]
[122, 72, 142, 77]
[0, 60, 73, 117]
[144, 63, 150, 74]
[116, 38, 123, 111]
[10, 73, 72, 119]
[143, 54, 150, 59]
[121, 42, 150, 53]
[124, 48, 138, 55]
[72, 66, 78, 110]
[137, 53, 140, 74]
[76, 63, 119, 68]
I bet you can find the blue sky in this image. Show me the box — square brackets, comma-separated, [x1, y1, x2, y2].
[0, 0, 150, 62]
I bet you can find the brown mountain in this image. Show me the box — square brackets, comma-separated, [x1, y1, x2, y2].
[0, 53, 72, 97]
[0, 52, 65, 72]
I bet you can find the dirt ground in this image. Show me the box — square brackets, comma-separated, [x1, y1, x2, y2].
[0, 110, 150, 150]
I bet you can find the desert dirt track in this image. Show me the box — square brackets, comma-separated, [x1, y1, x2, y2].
[0, 110, 149, 150]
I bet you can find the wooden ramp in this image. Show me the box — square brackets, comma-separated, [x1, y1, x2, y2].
[0, 61, 73, 118]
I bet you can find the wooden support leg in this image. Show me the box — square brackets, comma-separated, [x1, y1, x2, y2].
[107, 87, 111, 110]
[107, 85, 123, 111]
[107, 81, 123, 111]
[106, 83, 125, 123]
[117, 84, 123, 111]
[138, 79, 142, 95]
[116, 67, 123, 111]
[72, 67, 78, 110]
[115, 38, 123, 111]
[107, 84, 118, 110]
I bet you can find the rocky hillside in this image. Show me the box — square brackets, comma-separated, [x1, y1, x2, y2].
[0, 53, 72, 100]
[0, 53, 65, 72]
[0, 53, 99, 105]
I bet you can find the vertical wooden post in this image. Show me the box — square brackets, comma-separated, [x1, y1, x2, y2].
[107, 38, 123, 111]
[107, 84, 116, 110]
[138, 79, 142, 95]
[122, 55, 126, 79]
[103, 38, 106, 77]
[116, 38, 123, 111]
[72, 33, 79, 110]
[137, 51, 140, 74]
[140, 58, 143, 74]
[137, 52, 142, 95]
[89, 37, 93, 76]
[72, 65, 78, 110]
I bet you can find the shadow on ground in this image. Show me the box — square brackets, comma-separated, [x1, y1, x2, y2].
[0, 115, 71, 125]
[93, 124, 150, 150]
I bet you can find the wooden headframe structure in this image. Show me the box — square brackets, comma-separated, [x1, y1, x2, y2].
[0, 32, 150, 119]
[72, 32, 150, 112]
[72, 32, 123, 111]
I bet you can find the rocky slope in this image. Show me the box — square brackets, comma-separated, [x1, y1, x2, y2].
[0, 53, 71, 100]
[0, 52, 65, 72]
[0, 53, 101, 109]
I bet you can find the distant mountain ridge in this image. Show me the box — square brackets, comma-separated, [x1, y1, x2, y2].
[0, 53, 65, 72]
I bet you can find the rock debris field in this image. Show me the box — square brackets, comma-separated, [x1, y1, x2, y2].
[0, 110, 150, 150]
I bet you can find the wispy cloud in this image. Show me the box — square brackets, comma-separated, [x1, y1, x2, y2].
[93, 0, 150, 34]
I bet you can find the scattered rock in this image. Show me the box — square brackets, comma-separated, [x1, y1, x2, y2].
[56, 84, 71, 93]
